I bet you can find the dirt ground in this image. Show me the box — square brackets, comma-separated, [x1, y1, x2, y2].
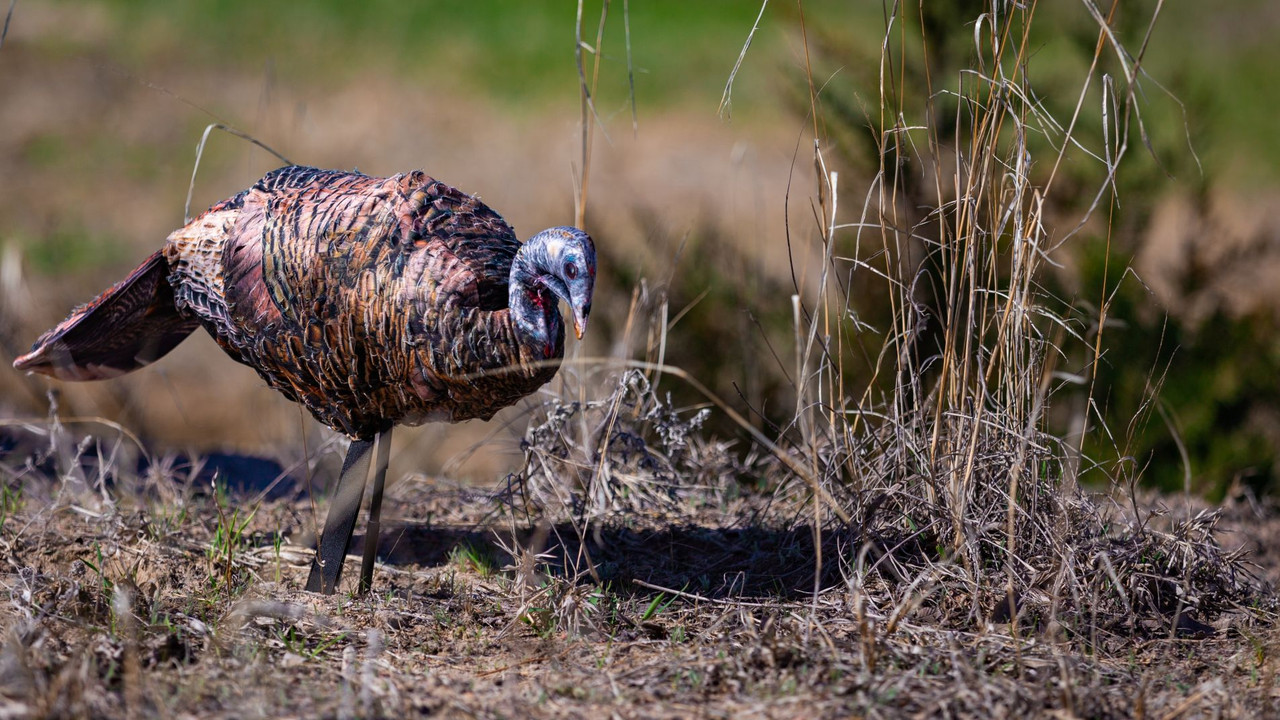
[1, 415, 1278, 720]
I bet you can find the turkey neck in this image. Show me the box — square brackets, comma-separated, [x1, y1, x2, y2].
[508, 239, 564, 360]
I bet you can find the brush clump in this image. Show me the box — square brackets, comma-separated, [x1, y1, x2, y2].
[507, 369, 753, 523]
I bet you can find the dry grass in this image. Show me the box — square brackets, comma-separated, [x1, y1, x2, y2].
[1, 413, 1278, 718]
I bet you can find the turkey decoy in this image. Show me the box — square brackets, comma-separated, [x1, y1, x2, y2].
[13, 165, 596, 595]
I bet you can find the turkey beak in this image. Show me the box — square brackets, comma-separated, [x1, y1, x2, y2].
[572, 306, 588, 340]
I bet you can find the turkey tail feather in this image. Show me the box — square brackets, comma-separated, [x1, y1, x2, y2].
[12, 251, 199, 380]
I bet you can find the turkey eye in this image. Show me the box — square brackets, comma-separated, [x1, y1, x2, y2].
[564, 262, 579, 280]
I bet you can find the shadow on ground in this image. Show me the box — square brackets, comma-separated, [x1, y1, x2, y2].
[366, 520, 878, 602]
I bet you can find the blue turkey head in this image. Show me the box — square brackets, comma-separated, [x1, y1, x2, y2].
[531, 226, 596, 339]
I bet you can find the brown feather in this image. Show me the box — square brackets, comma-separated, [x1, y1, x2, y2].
[13, 251, 199, 380]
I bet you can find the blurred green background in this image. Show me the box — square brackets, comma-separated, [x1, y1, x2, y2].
[2, 1, 1279, 496]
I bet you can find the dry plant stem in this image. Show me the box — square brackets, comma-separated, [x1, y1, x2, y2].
[588, 4, 609, 136]
[621, 0, 637, 136]
[718, 0, 770, 120]
[184, 123, 292, 222]
[793, 4, 840, 610]
[1077, 204, 1116, 488]
[631, 580, 784, 610]
[572, 0, 610, 229]
[652, 291, 669, 397]
[0, 416, 149, 460]
[0, 0, 14, 50]
[113, 585, 143, 720]
[795, 0, 821, 150]
[801, 145, 841, 613]
[1044, 0, 1136, 216]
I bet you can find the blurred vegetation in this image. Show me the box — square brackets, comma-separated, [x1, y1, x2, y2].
[94, 0, 850, 112]
[1077, 243, 1280, 496]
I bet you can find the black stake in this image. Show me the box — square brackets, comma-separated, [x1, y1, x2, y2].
[306, 438, 374, 595]
[358, 428, 393, 595]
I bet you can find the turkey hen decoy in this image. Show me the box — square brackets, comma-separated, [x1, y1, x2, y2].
[13, 165, 596, 595]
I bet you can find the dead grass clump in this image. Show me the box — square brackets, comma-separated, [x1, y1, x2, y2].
[1091, 508, 1272, 632]
[507, 368, 757, 524]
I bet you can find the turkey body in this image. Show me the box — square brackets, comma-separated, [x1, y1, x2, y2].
[19, 165, 568, 439]
[16, 164, 596, 595]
